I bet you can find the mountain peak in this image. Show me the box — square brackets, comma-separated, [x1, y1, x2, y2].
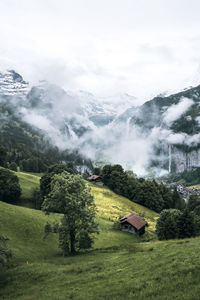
[0, 70, 29, 97]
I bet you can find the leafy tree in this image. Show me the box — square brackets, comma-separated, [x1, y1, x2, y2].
[107, 170, 127, 195]
[172, 188, 185, 210]
[40, 164, 77, 200]
[158, 183, 173, 209]
[0, 145, 6, 167]
[0, 169, 21, 203]
[9, 162, 18, 172]
[156, 209, 182, 240]
[124, 176, 138, 200]
[134, 181, 164, 212]
[100, 164, 175, 212]
[93, 167, 101, 175]
[42, 171, 98, 255]
[48, 163, 77, 175]
[193, 205, 200, 216]
[125, 170, 137, 178]
[178, 209, 195, 239]
[101, 165, 114, 185]
[20, 158, 47, 173]
[187, 195, 200, 212]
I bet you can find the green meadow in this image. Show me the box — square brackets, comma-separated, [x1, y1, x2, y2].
[17, 171, 40, 200]
[0, 172, 200, 299]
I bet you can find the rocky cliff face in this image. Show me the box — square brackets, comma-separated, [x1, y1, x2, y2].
[162, 145, 200, 173]
[168, 147, 200, 173]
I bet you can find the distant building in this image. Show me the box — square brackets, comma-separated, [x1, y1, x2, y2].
[119, 213, 147, 236]
[87, 175, 104, 186]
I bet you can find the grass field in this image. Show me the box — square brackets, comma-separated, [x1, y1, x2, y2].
[16, 171, 40, 200]
[1, 172, 200, 299]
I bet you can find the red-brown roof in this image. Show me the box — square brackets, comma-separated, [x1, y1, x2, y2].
[88, 175, 101, 180]
[120, 213, 147, 230]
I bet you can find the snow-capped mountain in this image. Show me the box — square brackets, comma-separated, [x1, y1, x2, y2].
[1, 69, 200, 175]
[0, 70, 29, 97]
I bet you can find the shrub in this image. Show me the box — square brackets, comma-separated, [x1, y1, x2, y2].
[9, 162, 18, 172]
[156, 209, 182, 240]
[0, 168, 21, 203]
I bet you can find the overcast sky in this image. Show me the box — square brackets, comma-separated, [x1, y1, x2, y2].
[1, 0, 200, 101]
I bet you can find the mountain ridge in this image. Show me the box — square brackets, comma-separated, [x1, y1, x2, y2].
[1, 69, 200, 174]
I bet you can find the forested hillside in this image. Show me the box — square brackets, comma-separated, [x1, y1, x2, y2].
[0, 100, 93, 172]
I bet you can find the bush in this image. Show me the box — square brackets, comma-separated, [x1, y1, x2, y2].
[0, 168, 21, 203]
[9, 162, 18, 172]
[156, 208, 197, 240]
[178, 209, 196, 239]
[156, 209, 182, 240]
[187, 195, 200, 212]
[134, 181, 164, 213]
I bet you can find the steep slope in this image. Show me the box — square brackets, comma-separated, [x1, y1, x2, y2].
[0, 171, 157, 265]
[0, 176, 200, 299]
[0, 70, 93, 171]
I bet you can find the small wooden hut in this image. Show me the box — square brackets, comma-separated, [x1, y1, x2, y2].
[87, 175, 103, 186]
[119, 213, 147, 236]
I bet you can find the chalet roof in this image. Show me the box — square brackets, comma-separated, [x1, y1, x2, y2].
[120, 213, 147, 230]
[88, 175, 101, 180]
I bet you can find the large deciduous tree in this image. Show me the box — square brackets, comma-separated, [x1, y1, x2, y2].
[42, 171, 98, 255]
[40, 164, 77, 201]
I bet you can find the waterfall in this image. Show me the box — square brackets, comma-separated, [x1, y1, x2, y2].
[168, 144, 172, 173]
[126, 117, 131, 139]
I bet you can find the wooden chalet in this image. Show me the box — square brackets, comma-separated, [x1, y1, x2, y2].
[119, 213, 147, 236]
[87, 175, 103, 186]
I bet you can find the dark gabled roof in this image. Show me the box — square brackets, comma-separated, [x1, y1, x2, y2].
[88, 175, 101, 180]
[120, 213, 147, 230]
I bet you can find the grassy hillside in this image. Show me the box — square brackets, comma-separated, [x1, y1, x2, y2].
[0, 201, 59, 263]
[16, 170, 158, 228]
[1, 172, 200, 299]
[17, 171, 40, 200]
[1, 199, 200, 299]
[90, 184, 157, 230]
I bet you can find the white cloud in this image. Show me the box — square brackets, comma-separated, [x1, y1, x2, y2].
[0, 1, 200, 100]
[163, 97, 194, 126]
